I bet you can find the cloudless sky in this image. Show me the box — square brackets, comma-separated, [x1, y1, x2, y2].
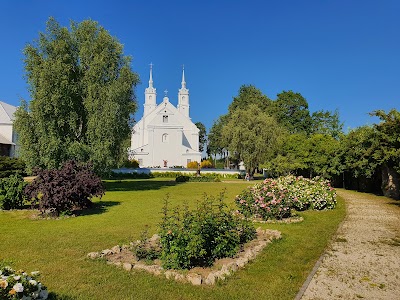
[0, 0, 399, 131]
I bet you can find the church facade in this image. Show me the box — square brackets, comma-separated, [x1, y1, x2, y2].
[129, 66, 201, 168]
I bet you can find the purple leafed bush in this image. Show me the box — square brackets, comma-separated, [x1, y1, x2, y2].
[25, 160, 105, 215]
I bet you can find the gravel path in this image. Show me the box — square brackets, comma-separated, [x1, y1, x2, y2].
[300, 189, 400, 300]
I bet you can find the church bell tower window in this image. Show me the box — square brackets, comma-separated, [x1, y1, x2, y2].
[163, 115, 168, 123]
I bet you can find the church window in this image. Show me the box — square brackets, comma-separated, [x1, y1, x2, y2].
[162, 133, 169, 143]
[138, 159, 143, 166]
[163, 115, 168, 123]
[187, 159, 191, 165]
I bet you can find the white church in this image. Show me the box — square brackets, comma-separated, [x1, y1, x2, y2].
[129, 65, 201, 168]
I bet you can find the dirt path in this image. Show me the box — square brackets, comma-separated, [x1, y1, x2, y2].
[300, 189, 400, 300]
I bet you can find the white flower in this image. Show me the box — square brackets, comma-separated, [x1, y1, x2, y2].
[14, 275, 21, 281]
[39, 289, 49, 299]
[13, 282, 24, 292]
[32, 291, 40, 298]
[29, 279, 37, 286]
[0, 279, 8, 289]
[31, 271, 40, 276]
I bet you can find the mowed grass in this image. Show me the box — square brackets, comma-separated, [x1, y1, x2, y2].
[0, 179, 345, 300]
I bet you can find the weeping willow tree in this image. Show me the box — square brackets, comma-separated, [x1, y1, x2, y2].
[14, 17, 139, 174]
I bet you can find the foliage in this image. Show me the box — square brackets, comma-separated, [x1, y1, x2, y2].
[0, 265, 49, 299]
[175, 175, 190, 182]
[228, 85, 273, 114]
[340, 126, 377, 178]
[273, 90, 313, 134]
[235, 175, 336, 220]
[159, 192, 256, 269]
[200, 160, 213, 168]
[207, 115, 229, 158]
[25, 160, 105, 215]
[370, 109, 400, 173]
[132, 226, 161, 261]
[187, 161, 199, 169]
[14, 17, 139, 175]
[311, 109, 343, 139]
[0, 157, 26, 178]
[0, 175, 27, 210]
[123, 159, 139, 169]
[195, 122, 207, 152]
[108, 171, 153, 179]
[222, 104, 285, 173]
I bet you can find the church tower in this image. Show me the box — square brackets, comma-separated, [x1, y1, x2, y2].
[177, 66, 190, 118]
[144, 63, 157, 115]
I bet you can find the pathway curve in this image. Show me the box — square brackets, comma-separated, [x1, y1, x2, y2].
[300, 189, 400, 300]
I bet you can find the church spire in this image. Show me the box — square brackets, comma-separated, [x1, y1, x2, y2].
[178, 65, 189, 118]
[181, 65, 186, 89]
[149, 62, 154, 88]
[144, 62, 156, 116]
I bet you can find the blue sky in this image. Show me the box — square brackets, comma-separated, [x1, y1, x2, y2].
[0, 0, 399, 132]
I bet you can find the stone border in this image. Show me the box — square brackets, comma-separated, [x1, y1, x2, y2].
[252, 216, 304, 224]
[87, 228, 281, 285]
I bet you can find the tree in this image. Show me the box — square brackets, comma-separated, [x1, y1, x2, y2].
[273, 90, 312, 134]
[371, 109, 400, 199]
[222, 105, 284, 174]
[14, 17, 139, 174]
[228, 85, 272, 114]
[207, 115, 228, 159]
[195, 122, 207, 152]
[340, 126, 377, 179]
[311, 109, 343, 139]
[263, 133, 308, 176]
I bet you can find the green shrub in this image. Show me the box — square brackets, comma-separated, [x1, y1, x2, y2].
[108, 172, 153, 179]
[175, 175, 190, 182]
[0, 156, 26, 178]
[0, 174, 27, 210]
[123, 159, 139, 168]
[133, 226, 161, 261]
[159, 192, 256, 270]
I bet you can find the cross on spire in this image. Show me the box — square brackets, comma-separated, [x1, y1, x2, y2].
[164, 89, 168, 96]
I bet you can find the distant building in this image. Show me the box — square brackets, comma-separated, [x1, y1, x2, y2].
[0, 101, 18, 157]
[130, 65, 201, 167]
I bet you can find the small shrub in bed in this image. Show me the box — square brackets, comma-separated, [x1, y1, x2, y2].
[25, 160, 105, 216]
[159, 191, 256, 270]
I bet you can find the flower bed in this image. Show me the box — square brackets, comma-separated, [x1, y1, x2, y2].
[0, 266, 48, 299]
[235, 175, 336, 220]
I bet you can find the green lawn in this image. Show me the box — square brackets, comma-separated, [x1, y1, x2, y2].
[0, 179, 345, 300]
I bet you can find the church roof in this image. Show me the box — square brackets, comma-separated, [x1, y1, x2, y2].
[0, 101, 17, 124]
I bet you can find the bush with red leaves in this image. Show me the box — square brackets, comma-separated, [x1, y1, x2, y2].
[25, 160, 105, 215]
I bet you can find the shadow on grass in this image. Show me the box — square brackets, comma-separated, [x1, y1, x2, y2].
[49, 292, 77, 300]
[104, 180, 181, 192]
[74, 200, 121, 216]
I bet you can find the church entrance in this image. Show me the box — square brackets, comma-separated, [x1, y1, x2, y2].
[163, 160, 168, 167]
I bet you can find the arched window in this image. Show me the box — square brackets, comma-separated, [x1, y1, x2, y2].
[162, 133, 169, 143]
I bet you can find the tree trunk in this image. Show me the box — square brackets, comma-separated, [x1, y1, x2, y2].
[381, 164, 400, 199]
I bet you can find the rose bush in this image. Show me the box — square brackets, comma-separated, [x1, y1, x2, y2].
[235, 175, 336, 220]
